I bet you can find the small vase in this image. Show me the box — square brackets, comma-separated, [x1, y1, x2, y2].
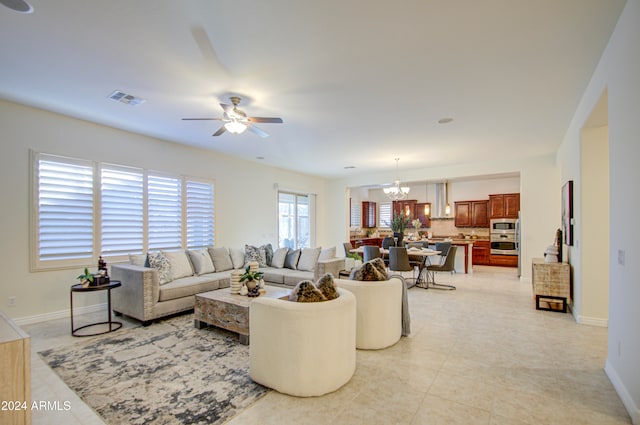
[246, 280, 257, 291]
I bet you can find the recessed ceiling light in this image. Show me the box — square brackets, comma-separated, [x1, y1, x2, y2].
[344, 166, 356, 169]
[438, 117, 454, 124]
[0, 0, 33, 13]
[256, 156, 265, 160]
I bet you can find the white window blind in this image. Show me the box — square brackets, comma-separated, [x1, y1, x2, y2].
[37, 155, 94, 261]
[379, 201, 392, 227]
[101, 165, 144, 255]
[148, 174, 182, 251]
[186, 179, 214, 249]
[350, 200, 361, 227]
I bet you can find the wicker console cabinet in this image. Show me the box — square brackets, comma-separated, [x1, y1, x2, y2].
[0, 311, 31, 425]
[531, 259, 571, 313]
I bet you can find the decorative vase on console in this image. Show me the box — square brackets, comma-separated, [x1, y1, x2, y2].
[240, 264, 264, 297]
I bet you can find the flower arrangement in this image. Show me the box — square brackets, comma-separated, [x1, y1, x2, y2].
[240, 265, 264, 297]
[411, 219, 422, 229]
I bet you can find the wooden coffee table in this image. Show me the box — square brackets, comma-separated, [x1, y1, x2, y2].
[194, 286, 290, 344]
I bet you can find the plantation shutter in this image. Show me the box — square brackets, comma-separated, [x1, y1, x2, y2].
[37, 155, 94, 261]
[148, 174, 182, 251]
[185, 179, 214, 249]
[101, 165, 144, 255]
[350, 200, 361, 227]
[379, 201, 392, 227]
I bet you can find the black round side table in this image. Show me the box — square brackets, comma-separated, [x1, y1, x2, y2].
[70, 280, 123, 337]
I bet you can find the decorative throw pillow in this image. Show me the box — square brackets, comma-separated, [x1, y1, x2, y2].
[186, 249, 215, 275]
[271, 247, 289, 269]
[316, 273, 339, 300]
[128, 253, 148, 267]
[245, 244, 268, 267]
[288, 280, 328, 303]
[370, 258, 388, 277]
[297, 247, 321, 271]
[229, 248, 246, 269]
[350, 260, 387, 281]
[261, 243, 274, 266]
[284, 249, 301, 270]
[318, 246, 336, 261]
[209, 247, 234, 272]
[162, 250, 194, 279]
[148, 252, 173, 285]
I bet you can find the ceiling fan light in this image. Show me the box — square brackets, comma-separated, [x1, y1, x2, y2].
[224, 121, 247, 134]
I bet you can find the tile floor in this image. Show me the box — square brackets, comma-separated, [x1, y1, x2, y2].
[24, 266, 631, 425]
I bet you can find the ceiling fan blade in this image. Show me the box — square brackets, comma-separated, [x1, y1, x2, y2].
[247, 124, 269, 138]
[220, 103, 233, 114]
[182, 117, 223, 121]
[248, 117, 283, 124]
[212, 125, 227, 136]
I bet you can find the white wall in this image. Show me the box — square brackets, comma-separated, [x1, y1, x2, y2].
[326, 155, 560, 282]
[556, 0, 640, 421]
[0, 99, 327, 320]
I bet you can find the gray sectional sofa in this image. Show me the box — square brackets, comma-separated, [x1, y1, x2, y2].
[110, 245, 344, 325]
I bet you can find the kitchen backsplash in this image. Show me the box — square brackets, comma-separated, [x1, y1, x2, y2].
[351, 220, 490, 239]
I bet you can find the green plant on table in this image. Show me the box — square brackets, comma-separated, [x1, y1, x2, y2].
[240, 266, 264, 283]
[391, 211, 410, 234]
[77, 267, 94, 285]
[347, 252, 362, 262]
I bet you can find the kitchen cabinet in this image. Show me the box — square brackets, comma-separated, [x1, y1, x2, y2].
[490, 254, 518, 267]
[415, 202, 431, 228]
[392, 200, 417, 223]
[455, 200, 489, 227]
[361, 201, 376, 228]
[489, 193, 520, 218]
[472, 240, 490, 265]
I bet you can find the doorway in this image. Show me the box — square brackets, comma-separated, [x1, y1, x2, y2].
[579, 89, 610, 326]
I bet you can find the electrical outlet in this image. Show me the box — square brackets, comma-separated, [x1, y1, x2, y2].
[8, 296, 16, 307]
[618, 249, 626, 266]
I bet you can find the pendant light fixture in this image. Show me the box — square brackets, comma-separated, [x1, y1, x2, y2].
[444, 181, 451, 216]
[383, 158, 410, 201]
[424, 183, 430, 216]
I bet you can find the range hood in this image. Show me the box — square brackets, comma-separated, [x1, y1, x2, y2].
[432, 182, 452, 219]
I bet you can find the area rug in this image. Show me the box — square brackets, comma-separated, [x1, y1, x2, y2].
[38, 314, 269, 425]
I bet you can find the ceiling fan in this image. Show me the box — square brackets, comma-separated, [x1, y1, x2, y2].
[182, 96, 283, 138]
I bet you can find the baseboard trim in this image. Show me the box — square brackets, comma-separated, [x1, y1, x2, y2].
[605, 359, 640, 425]
[14, 303, 106, 326]
[577, 315, 608, 327]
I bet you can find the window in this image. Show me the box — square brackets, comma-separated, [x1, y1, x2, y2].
[36, 155, 94, 264]
[185, 179, 215, 249]
[101, 165, 144, 256]
[31, 151, 215, 270]
[278, 192, 311, 249]
[350, 199, 361, 227]
[378, 201, 392, 227]
[148, 174, 182, 251]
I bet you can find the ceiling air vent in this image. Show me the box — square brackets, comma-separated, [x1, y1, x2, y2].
[108, 90, 146, 106]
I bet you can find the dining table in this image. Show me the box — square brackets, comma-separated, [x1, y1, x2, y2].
[350, 246, 441, 286]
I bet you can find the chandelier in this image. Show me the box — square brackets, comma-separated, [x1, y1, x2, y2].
[383, 158, 410, 200]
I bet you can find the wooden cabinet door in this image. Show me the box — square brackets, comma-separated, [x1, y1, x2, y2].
[504, 193, 520, 218]
[455, 201, 471, 227]
[471, 200, 489, 227]
[361, 201, 376, 228]
[472, 240, 490, 265]
[489, 194, 504, 218]
[415, 202, 431, 228]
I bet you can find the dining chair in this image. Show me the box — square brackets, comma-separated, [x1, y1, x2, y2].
[381, 237, 395, 267]
[343, 242, 353, 257]
[363, 245, 381, 263]
[434, 242, 452, 265]
[388, 247, 416, 287]
[425, 245, 457, 290]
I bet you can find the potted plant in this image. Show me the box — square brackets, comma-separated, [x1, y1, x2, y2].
[345, 251, 363, 270]
[77, 267, 94, 287]
[391, 212, 410, 246]
[240, 266, 264, 297]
